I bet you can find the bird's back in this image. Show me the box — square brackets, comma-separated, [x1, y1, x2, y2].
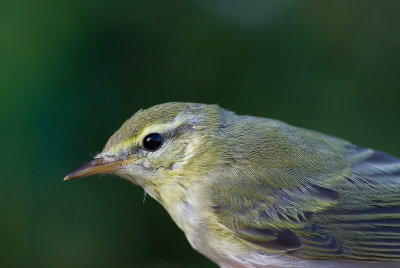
[204, 111, 400, 265]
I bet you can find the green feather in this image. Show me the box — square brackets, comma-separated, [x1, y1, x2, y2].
[71, 102, 400, 266]
[208, 110, 400, 261]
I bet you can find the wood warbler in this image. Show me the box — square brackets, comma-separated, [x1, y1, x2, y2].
[65, 103, 400, 268]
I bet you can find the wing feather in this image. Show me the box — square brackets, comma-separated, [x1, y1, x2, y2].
[212, 142, 400, 261]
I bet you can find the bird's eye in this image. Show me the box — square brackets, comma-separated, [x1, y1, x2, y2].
[142, 133, 163, 151]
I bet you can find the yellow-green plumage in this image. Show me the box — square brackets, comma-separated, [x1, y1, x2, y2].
[65, 102, 400, 268]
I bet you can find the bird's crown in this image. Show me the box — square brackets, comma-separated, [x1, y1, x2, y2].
[102, 102, 220, 154]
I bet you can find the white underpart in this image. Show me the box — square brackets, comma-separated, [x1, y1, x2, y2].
[169, 184, 302, 268]
[173, 200, 201, 248]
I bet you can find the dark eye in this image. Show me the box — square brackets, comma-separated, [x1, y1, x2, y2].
[142, 133, 163, 151]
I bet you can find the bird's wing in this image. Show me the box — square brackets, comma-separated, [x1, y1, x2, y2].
[212, 127, 400, 261]
[311, 147, 400, 261]
[212, 167, 346, 257]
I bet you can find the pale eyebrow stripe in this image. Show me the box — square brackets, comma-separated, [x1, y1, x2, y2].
[165, 123, 193, 140]
[110, 120, 192, 154]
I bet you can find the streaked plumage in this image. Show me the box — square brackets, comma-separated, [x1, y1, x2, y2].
[65, 103, 400, 267]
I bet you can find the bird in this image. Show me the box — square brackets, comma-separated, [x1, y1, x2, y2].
[65, 102, 400, 268]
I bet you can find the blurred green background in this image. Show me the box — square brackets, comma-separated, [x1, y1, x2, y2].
[1, 1, 400, 267]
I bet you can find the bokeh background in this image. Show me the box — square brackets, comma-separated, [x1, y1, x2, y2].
[1, 1, 400, 267]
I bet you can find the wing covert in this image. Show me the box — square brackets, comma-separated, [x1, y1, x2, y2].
[212, 144, 400, 261]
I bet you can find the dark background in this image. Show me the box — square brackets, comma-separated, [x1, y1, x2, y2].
[1, 1, 400, 267]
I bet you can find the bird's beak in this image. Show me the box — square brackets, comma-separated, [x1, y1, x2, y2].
[64, 157, 135, 181]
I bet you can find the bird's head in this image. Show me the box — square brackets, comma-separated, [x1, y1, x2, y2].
[64, 102, 222, 201]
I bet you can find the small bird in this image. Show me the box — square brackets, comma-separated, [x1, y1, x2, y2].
[65, 103, 400, 268]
